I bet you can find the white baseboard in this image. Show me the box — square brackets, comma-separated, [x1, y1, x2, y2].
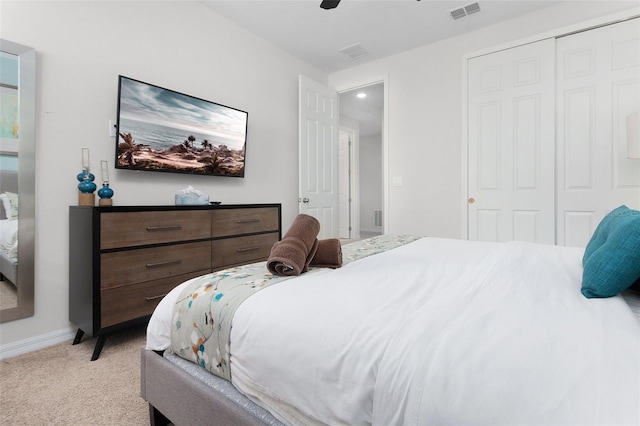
[0, 327, 75, 360]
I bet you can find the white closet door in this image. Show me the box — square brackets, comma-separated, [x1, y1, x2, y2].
[467, 39, 556, 243]
[556, 19, 640, 248]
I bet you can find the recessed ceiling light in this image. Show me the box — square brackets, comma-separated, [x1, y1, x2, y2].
[357, 93, 367, 99]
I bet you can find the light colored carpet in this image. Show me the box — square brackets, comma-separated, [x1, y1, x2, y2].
[0, 325, 149, 425]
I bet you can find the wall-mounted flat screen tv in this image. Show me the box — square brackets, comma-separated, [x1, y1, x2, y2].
[115, 75, 248, 177]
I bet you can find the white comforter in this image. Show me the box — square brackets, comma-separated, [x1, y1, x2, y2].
[0, 219, 18, 260]
[150, 237, 640, 425]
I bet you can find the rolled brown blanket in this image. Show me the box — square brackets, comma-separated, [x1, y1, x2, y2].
[309, 238, 343, 269]
[267, 214, 320, 276]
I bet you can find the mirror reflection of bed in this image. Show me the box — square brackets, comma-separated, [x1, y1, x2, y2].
[0, 38, 35, 323]
[0, 169, 18, 310]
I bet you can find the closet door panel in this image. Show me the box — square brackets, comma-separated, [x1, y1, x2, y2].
[556, 18, 640, 247]
[468, 38, 555, 243]
[614, 79, 640, 188]
[564, 88, 595, 189]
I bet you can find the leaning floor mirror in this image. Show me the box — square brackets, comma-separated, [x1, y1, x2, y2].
[0, 39, 36, 322]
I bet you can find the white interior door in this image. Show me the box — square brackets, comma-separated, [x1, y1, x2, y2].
[338, 128, 352, 239]
[556, 19, 640, 247]
[298, 75, 339, 239]
[467, 38, 556, 243]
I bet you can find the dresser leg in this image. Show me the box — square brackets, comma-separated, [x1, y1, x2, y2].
[91, 335, 107, 361]
[72, 329, 85, 345]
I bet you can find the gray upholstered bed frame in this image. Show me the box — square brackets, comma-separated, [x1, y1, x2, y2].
[140, 349, 278, 426]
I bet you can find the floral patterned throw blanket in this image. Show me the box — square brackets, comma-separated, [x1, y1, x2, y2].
[169, 234, 421, 381]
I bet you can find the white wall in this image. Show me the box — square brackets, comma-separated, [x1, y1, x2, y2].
[359, 134, 383, 232]
[0, 1, 326, 348]
[329, 2, 639, 239]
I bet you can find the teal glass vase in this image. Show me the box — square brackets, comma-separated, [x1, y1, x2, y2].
[98, 183, 114, 206]
[77, 178, 97, 194]
[98, 183, 114, 199]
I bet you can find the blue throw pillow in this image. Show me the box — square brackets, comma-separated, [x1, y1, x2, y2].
[581, 205, 640, 298]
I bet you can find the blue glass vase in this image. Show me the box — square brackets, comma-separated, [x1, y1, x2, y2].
[78, 180, 97, 194]
[98, 183, 114, 206]
[98, 183, 114, 199]
[76, 171, 95, 183]
[77, 170, 97, 206]
[77, 178, 97, 194]
[77, 169, 96, 193]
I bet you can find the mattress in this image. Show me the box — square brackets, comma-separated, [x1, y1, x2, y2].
[623, 289, 640, 320]
[148, 237, 640, 425]
[0, 219, 18, 262]
[0, 218, 18, 285]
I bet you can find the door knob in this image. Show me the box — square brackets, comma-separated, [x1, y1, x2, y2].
[302, 198, 310, 204]
[468, 198, 475, 204]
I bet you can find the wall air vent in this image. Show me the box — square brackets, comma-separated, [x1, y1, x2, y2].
[450, 2, 481, 20]
[339, 43, 371, 60]
[374, 210, 383, 228]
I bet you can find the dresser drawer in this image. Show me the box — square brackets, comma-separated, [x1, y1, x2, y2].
[100, 270, 207, 328]
[212, 232, 279, 269]
[100, 210, 211, 249]
[100, 241, 211, 289]
[211, 207, 279, 238]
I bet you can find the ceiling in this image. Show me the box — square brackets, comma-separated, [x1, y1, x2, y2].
[200, 0, 568, 74]
[198, 1, 635, 137]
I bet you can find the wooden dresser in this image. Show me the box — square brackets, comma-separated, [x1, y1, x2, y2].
[69, 204, 281, 360]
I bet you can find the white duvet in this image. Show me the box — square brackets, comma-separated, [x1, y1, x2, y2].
[149, 237, 640, 425]
[0, 219, 18, 260]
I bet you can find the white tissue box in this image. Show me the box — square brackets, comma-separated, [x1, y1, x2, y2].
[174, 194, 209, 205]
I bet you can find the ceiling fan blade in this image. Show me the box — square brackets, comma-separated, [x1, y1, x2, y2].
[320, 0, 340, 10]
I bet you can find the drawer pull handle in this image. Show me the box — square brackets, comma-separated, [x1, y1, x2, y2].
[146, 259, 182, 268]
[237, 246, 260, 253]
[146, 225, 182, 232]
[145, 293, 168, 302]
[237, 219, 259, 224]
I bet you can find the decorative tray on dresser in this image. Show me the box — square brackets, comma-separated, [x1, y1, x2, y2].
[69, 204, 281, 360]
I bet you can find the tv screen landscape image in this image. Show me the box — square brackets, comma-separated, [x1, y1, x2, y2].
[115, 76, 248, 177]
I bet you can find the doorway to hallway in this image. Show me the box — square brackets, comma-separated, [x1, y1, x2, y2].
[338, 82, 384, 242]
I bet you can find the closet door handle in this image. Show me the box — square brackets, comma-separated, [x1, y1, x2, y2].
[145, 259, 182, 268]
[146, 225, 182, 231]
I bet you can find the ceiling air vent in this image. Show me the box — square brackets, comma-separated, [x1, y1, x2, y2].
[450, 2, 481, 20]
[464, 2, 481, 15]
[339, 43, 372, 60]
[450, 7, 466, 20]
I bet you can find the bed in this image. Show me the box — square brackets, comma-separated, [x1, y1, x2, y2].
[0, 169, 18, 287]
[141, 210, 640, 426]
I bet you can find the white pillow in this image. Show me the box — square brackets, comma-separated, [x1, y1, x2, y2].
[5, 192, 18, 219]
[0, 194, 11, 220]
